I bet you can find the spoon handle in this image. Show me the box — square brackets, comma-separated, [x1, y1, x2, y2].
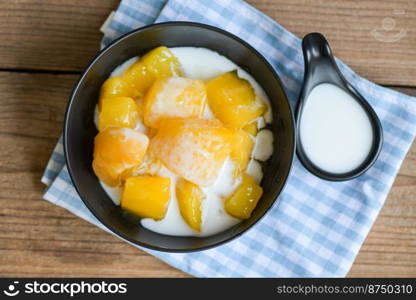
[302, 33, 343, 84]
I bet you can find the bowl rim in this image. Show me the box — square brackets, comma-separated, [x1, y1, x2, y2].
[64, 21, 296, 252]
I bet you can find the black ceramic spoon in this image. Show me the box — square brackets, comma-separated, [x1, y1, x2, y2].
[296, 32, 383, 181]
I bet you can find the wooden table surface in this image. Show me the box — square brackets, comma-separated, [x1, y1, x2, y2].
[0, 0, 415, 277]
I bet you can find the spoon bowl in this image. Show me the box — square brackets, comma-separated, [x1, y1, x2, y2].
[296, 32, 383, 181]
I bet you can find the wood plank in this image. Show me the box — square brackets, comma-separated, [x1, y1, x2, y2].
[0, 71, 414, 277]
[0, 0, 119, 72]
[248, 0, 416, 86]
[0, 72, 186, 277]
[0, 0, 414, 86]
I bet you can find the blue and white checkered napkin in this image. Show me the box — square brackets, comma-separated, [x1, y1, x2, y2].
[42, 0, 416, 277]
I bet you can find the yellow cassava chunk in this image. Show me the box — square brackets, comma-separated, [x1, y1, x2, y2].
[99, 77, 136, 109]
[122, 46, 182, 97]
[150, 118, 232, 186]
[98, 97, 139, 131]
[243, 122, 258, 136]
[92, 127, 149, 187]
[143, 77, 206, 127]
[224, 173, 263, 219]
[122, 176, 170, 220]
[176, 178, 204, 232]
[230, 129, 254, 177]
[206, 71, 266, 128]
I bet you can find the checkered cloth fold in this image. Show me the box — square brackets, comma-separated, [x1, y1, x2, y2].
[42, 0, 416, 277]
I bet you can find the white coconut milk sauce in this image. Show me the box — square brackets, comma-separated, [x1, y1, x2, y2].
[96, 47, 274, 237]
[299, 83, 373, 174]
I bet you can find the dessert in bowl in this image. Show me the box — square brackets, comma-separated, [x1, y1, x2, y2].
[65, 22, 295, 251]
[94, 46, 274, 237]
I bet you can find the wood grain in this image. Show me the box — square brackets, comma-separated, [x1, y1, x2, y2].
[0, 0, 119, 73]
[0, 72, 187, 277]
[247, 0, 416, 86]
[0, 0, 415, 86]
[0, 71, 414, 277]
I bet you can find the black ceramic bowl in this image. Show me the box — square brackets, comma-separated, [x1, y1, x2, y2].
[64, 22, 295, 252]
